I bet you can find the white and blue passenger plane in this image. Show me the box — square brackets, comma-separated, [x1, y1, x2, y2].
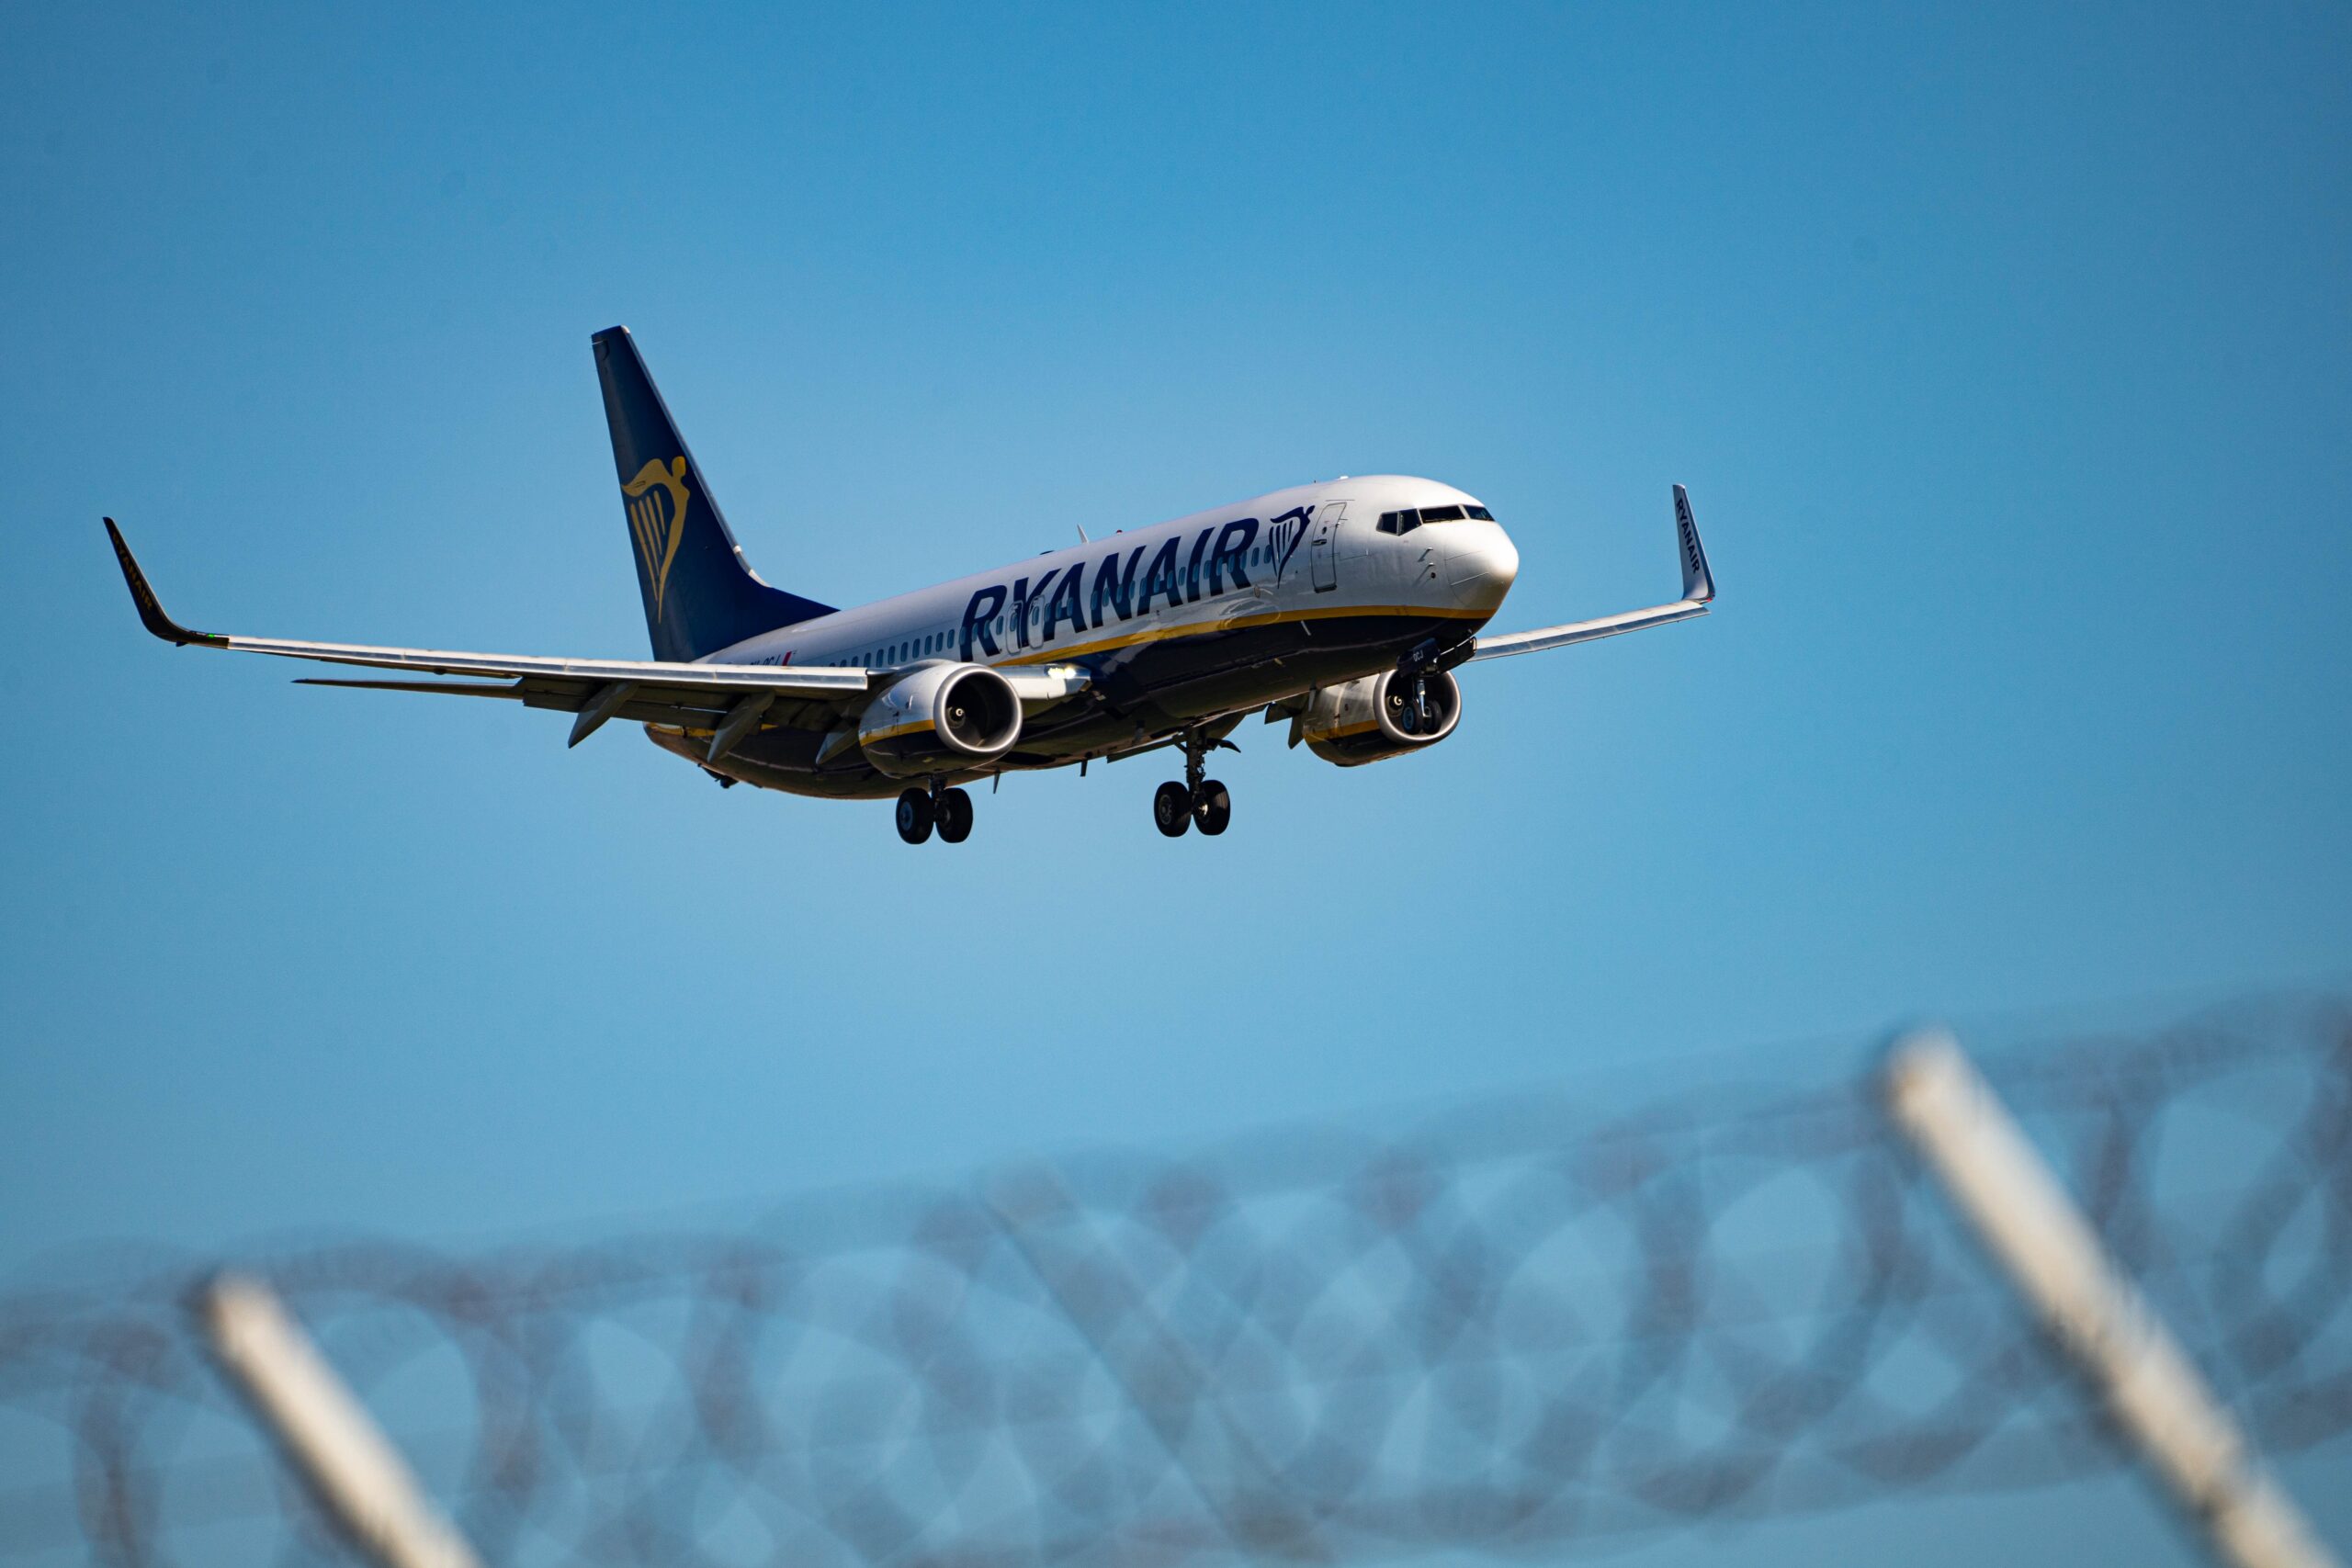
[105, 327, 1716, 843]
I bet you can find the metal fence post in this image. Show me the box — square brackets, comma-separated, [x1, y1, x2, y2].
[194, 1273, 482, 1568]
[1883, 1029, 2337, 1568]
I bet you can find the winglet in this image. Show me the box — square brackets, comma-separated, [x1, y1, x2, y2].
[103, 519, 225, 647]
[1672, 485, 1714, 604]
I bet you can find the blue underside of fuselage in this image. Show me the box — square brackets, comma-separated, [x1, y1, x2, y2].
[653, 608, 1474, 799]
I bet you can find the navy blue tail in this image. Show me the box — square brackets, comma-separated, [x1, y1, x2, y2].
[594, 326, 833, 663]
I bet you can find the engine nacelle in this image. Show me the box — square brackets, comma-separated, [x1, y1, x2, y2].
[1301, 668, 1464, 766]
[857, 662, 1023, 777]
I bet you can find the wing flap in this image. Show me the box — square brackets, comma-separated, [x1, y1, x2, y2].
[297, 678, 527, 699]
[230, 637, 866, 694]
[300, 676, 772, 733]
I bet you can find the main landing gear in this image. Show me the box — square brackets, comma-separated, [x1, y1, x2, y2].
[897, 781, 974, 845]
[1154, 730, 1232, 839]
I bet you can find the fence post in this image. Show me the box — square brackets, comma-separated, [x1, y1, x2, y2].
[194, 1273, 482, 1568]
[1883, 1029, 2336, 1568]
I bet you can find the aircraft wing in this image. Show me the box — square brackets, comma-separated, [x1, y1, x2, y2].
[1469, 484, 1716, 661]
[105, 519, 870, 748]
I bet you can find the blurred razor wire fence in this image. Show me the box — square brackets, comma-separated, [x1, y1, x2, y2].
[1, 997, 2347, 1567]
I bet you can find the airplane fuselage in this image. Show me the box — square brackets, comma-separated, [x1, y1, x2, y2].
[650, 475, 1522, 797]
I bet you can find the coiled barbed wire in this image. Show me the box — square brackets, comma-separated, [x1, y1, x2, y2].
[1, 999, 2346, 1566]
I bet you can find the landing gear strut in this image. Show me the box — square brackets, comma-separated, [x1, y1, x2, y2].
[1392, 636, 1467, 736]
[898, 781, 975, 846]
[1154, 730, 1232, 839]
[1390, 673, 1439, 736]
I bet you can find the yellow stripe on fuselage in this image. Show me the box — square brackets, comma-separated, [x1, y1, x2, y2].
[994, 602, 1481, 667]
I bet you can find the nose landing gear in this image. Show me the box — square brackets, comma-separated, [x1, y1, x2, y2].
[1153, 728, 1233, 839]
[897, 782, 975, 845]
[1388, 673, 1439, 736]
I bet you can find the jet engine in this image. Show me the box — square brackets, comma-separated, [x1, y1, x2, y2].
[1299, 668, 1463, 766]
[857, 662, 1023, 776]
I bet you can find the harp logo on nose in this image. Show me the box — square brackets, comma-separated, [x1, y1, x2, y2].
[623, 457, 692, 622]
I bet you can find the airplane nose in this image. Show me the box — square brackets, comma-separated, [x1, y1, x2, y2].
[1448, 523, 1520, 610]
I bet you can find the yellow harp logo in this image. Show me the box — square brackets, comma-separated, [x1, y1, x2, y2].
[623, 457, 692, 622]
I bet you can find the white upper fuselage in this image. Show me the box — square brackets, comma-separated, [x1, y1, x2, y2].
[704, 476, 1521, 684]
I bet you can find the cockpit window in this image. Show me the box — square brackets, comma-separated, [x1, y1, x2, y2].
[1380, 502, 1495, 533]
[1383, 505, 1496, 536]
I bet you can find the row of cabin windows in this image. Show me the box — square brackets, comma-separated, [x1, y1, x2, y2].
[851, 630, 949, 667]
[1376, 502, 1495, 536]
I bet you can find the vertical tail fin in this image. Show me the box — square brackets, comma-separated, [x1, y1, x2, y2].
[593, 327, 833, 662]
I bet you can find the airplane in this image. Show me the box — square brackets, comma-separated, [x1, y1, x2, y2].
[105, 326, 1715, 844]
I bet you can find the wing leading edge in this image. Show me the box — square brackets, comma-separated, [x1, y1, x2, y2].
[104, 518, 870, 752]
[1468, 484, 1716, 661]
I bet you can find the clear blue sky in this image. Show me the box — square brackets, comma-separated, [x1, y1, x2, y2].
[4, 4, 2347, 1561]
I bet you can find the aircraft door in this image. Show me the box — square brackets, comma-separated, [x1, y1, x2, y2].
[1308, 502, 1346, 592]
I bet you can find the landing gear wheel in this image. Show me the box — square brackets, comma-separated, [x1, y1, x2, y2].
[1153, 780, 1193, 838]
[895, 787, 934, 844]
[1193, 779, 1231, 836]
[1388, 684, 1421, 736]
[935, 787, 974, 843]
